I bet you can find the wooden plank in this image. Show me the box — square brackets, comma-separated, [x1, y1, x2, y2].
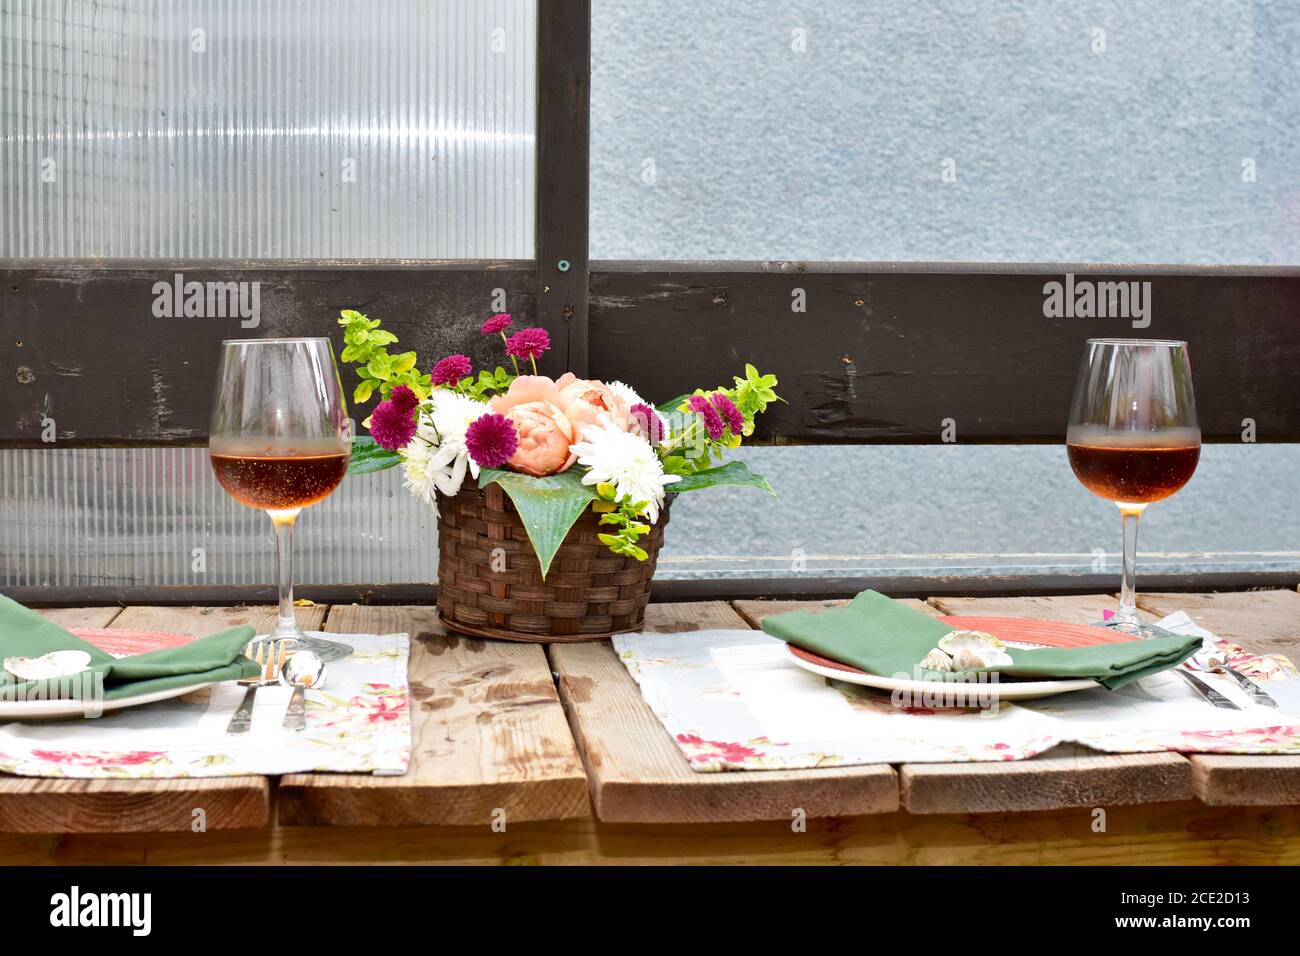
[1, 261, 534, 447]
[589, 263, 1300, 443]
[277, 605, 589, 827]
[2, 801, 1299, 865]
[0, 605, 281, 833]
[8, 263, 1300, 446]
[926, 593, 1119, 625]
[0, 777, 267, 835]
[550, 601, 898, 824]
[36, 606, 123, 629]
[110, 603, 327, 635]
[1136, 589, 1300, 658]
[1135, 590, 1300, 806]
[535, 0, 591, 376]
[901, 595, 1193, 813]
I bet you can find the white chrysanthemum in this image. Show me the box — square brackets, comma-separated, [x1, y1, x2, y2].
[570, 417, 680, 523]
[401, 389, 489, 505]
[605, 380, 647, 408]
[607, 379, 668, 446]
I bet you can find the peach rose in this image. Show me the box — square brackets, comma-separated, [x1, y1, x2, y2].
[489, 376, 577, 476]
[555, 373, 630, 437]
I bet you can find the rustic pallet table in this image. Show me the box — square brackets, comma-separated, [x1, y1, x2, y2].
[1, 590, 1299, 864]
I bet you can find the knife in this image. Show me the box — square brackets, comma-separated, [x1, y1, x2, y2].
[1176, 667, 1241, 710]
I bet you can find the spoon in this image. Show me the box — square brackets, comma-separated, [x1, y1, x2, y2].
[278, 650, 326, 732]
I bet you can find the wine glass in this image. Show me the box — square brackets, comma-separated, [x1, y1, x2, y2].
[1066, 338, 1200, 637]
[209, 338, 353, 661]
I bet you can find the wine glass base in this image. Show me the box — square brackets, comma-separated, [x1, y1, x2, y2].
[254, 628, 354, 663]
[1102, 619, 1161, 640]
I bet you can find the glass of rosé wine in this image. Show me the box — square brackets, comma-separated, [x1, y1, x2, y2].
[209, 338, 353, 661]
[1066, 338, 1200, 637]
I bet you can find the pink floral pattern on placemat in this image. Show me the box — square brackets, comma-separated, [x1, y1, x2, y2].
[0, 632, 411, 779]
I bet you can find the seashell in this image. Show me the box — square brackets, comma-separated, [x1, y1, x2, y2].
[938, 629, 1008, 654]
[4, 650, 92, 681]
[938, 629, 1012, 669]
[951, 647, 1012, 670]
[919, 648, 954, 672]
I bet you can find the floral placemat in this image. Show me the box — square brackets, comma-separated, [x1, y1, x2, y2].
[613, 612, 1300, 772]
[0, 631, 410, 778]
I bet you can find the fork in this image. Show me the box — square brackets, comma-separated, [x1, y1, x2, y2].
[225, 639, 288, 735]
[1187, 652, 1278, 708]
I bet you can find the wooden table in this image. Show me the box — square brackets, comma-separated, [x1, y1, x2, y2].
[4, 591, 1300, 865]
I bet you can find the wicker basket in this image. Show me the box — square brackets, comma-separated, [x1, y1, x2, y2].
[435, 482, 670, 642]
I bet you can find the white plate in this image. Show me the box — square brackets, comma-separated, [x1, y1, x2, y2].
[786, 642, 1100, 702]
[0, 626, 219, 720]
[0, 682, 218, 720]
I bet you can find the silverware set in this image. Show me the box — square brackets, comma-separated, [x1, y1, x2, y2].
[1177, 646, 1277, 711]
[225, 640, 327, 735]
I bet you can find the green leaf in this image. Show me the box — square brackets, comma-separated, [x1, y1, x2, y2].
[353, 380, 376, 404]
[657, 394, 690, 413]
[391, 350, 417, 374]
[669, 460, 775, 495]
[347, 436, 401, 475]
[478, 468, 598, 579]
[366, 356, 391, 380]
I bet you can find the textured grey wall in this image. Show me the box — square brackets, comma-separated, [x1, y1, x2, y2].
[591, 0, 1299, 264]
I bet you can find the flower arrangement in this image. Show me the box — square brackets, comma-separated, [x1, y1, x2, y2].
[338, 309, 779, 579]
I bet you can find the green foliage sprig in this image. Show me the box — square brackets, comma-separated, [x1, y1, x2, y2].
[594, 488, 652, 560]
[455, 366, 513, 402]
[659, 363, 782, 476]
[337, 310, 430, 405]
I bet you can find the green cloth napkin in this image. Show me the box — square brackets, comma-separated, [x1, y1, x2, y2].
[761, 589, 1202, 690]
[0, 594, 260, 702]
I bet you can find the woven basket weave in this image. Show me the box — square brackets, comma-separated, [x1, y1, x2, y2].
[435, 482, 669, 642]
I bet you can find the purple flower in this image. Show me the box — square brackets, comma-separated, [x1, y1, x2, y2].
[465, 412, 519, 469]
[504, 327, 551, 361]
[481, 313, 512, 335]
[629, 402, 666, 445]
[710, 392, 744, 435]
[369, 398, 418, 450]
[388, 384, 419, 414]
[432, 354, 472, 387]
[688, 394, 725, 442]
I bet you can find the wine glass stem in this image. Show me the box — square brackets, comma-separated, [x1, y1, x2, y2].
[1115, 504, 1145, 628]
[268, 508, 301, 636]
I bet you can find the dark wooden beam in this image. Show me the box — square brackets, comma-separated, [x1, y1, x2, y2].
[534, 0, 591, 377]
[4, 571, 1296, 608]
[589, 262, 1300, 443]
[6, 260, 1299, 446]
[0, 260, 534, 447]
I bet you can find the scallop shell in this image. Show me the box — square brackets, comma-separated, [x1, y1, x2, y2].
[938, 630, 1012, 669]
[919, 648, 954, 672]
[938, 629, 1007, 652]
[4, 650, 92, 681]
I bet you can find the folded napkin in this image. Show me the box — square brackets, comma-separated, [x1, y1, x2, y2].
[0, 594, 260, 702]
[761, 589, 1203, 690]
